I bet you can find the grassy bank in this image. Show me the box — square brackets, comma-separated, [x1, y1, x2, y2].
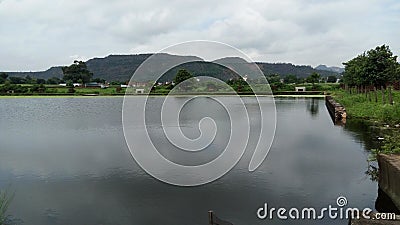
[331, 89, 400, 159]
[332, 89, 400, 125]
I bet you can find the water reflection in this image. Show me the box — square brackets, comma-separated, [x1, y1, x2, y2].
[0, 97, 378, 225]
[343, 119, 385, 150]
[306, 98, 320, 117]
[340, 113, 400, 213]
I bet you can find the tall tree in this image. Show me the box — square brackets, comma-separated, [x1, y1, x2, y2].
[366, 45, 399, 87]
[173, 69, 194, 92]
[25, 75, 35, 84]
[173, 69, 193, 85]
[326, 75, 337, 83]
[46, 77, 61, 85]
[306, 72, 321, 89]
[8, 76, 26, 84]
[343, 45, 400, 89]
[0, 72, 8, 84]
[283, 74, 298, 84]
[266, 74, 281, 84]
[62, 60, 93, 84]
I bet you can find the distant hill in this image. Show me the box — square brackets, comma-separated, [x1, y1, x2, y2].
[3, 54, 340, 82]
[315, 64, 344, 74]
[258, 62, 338, 78]
[6, 66, 63, 80]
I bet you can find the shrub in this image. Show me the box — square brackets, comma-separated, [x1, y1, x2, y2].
[0, 189, 13, 225]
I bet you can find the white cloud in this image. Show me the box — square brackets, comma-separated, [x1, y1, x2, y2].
[0, 0, 399, 71]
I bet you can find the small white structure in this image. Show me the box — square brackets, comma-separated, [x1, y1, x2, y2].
[121, 84, 128, 88]
[136, 89, 145, 94]
[59, 83, 67, 87]
[295, 86, 306, 92]
[73, 83, 81, 87]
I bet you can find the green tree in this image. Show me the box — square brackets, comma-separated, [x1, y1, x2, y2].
[0, 73, 8, 84]
[46, 77, 61, 84]
[306, 72, 321, 89]
[30, 84, 46, 93]
[227, 77, 252, 93]
[365, 45, 399, 87]
[173, 69, 195, 92]
[110, 81, 122, 85]
[25, 75, 36, 84]
[36, 78, 46, 84]
[8, 76, 26, 84]
[283, 74, 298, 84]
[266, 74, 281, 84]
[343, 45, 400, 89]
[173, 69, 193, 85]
[92, 78, 106, 83]
[62, 60, 93, 84]
[326, 75, 337, 83]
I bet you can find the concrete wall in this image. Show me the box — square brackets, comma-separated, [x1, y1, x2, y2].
[378, 154, 400, 211]
[325, 96, 347, 125]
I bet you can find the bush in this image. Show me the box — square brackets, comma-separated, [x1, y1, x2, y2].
[67, 87, 75, 93]
[0, 189, 13, 225]
[370, 132, 400, 161]
[333, 90, 400, 125]
[381, 104, 400, 124]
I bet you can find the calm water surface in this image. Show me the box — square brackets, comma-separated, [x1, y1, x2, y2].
[0, 97, 377, 225]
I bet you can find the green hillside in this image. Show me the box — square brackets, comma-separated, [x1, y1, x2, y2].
[3, 54, 339, 82]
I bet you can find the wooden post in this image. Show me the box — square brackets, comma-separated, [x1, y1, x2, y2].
[208, 211, 214, 225]
[368, 90, 371, 102]
[374, 86, 378, 103]
[381, 86, 386, 104]
[389, 86, 393, 105]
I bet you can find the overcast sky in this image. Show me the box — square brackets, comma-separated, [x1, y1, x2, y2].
[0, 0, 399, 71]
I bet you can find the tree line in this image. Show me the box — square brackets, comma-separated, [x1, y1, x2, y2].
[2, 60, 339, 94]
[0, 61, 128, 87]
[342, 45, 400, 104]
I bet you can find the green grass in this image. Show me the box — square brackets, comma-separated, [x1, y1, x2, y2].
[332, 89, 400, 164]
[332, 89, 400, 125]
[270, 83, 340, 92]
[0, 189, 13, 225]
[370, 132, 400, 161]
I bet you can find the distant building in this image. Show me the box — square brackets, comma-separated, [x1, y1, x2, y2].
[295, 86, 306, 92]
[120, 84, 128, 88]
[59, 83, 67, 87]
[85, 82, 101, 88]
[136, 89, 145, 94]
[73, 83, 81, 87]
[129, 82, 148, 87]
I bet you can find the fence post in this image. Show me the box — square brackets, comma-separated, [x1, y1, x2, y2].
[381, 86, 386, 104]
[389, 86, 393, 105]
[208, 211, 214, 225]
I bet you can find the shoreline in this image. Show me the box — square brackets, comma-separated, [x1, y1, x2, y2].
[0, 94, 326, 99]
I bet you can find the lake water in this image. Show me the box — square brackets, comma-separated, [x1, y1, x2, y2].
[0, 97, 377, 225]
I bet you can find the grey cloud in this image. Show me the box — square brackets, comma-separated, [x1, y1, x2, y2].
[0, 0, 399, 71]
